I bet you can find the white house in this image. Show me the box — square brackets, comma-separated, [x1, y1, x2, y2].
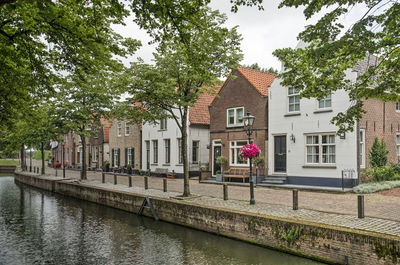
[141, 92, 213, 177]
[267, 43, 363, 188]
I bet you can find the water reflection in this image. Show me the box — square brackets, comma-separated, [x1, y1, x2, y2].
[0, 177, 320, 265]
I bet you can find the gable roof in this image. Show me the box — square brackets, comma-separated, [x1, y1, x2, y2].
[189, 91, 215, 125]
[236, 66, 276, 96]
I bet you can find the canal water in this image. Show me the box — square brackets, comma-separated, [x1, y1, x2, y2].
[0, 176, 321, 265]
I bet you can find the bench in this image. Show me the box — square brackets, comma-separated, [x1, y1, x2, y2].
[223, 168, 250, 183]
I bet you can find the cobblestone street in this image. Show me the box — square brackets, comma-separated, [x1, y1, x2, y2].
[31, 160, 400, 223]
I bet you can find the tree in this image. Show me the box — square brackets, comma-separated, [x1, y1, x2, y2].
[273, 0, 400, 133]
[242, 63, 278, 74]
[0, 0, 138, 128]
[369, 137, 388, 167]
[124, 7, 242, 196]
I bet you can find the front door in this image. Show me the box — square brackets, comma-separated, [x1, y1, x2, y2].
[213, 146, 222, 175]
[274, 136, 286, 172]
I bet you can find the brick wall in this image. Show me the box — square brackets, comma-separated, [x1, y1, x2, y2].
[109, 119, 141, 169]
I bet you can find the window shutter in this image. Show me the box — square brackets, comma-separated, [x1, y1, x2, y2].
[117, 148, 120, 167]
[132, 148, 135, 167]
[125, 148, 128, 166]
[111, 149, 114, 167]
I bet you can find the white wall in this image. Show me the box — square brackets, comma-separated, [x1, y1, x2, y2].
[142, 112, 210, 174]
[268, 74, 358, 180]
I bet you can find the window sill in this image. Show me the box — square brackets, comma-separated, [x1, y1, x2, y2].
[151, 163, 158, 166]
[302, 165, 336, 169]
[314, 109, 333, 114]
[226, 125, 244, 129]
[162, 163, 170, 166]
[284, 112, 301, 117]
[176, 164, 183, 166]
[158, 129, 167, 132]
[229, 165, 249, 167]
[125, 134, 130, 137]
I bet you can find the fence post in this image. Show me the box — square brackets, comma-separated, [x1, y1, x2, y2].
[293, 189, 298, 210]
[223, 183, 228, 200]
[114, 173, 117, 185]
[358, 195, 364, 218]
[144, 176, 148, 190]
[102, 172, 105, 184]
[163, 178, 167, 192]
[129, 176, 132, 187]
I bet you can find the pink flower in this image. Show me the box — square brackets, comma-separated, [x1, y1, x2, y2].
[239, 143, 260, 159]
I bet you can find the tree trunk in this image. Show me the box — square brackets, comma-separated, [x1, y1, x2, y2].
[20, 144, 25, 170]
[81, 135, 87, 180]
[41, 142, 45, 175]
[182, 106, 190, 196]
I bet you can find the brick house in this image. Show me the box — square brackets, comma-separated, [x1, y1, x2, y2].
[268, 50, 398, 188]
[208, 67, 276, 178]
[109, 119, 141, 170]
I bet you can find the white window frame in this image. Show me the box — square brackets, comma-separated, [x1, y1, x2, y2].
[288, 87, 300, 113]
[127, 148, 133, 165]
[396, 134, 400, 161]
[114, 148, 119, 167]
[177, 138, 183, 164]
[92, 146, 98, 162]
[229, 140, 249, 167]
[125, 122, 130, 136]
[226, 107, 244, 127]
[160, 118, 167, 130]
[305, 133, 336, 165]
[359, 129, 365, 168]
[318, 94, 332, 109]
[152, 140, 158, 164]
[164, 139, 170, 164]
[192, 141, 199, 164]
[117, 122, 122, 137]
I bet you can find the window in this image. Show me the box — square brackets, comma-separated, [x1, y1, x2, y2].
[318, 94, 332, 109]
[305, 134, 336, 165]
[396, 102, 400, 112]
[66, 148, 69, 162]
[177, 138, 183, 164]
[125, 122, 130, 136]
[145, 141, 150, 169]
[92, 146, 98, 162]
[397, 134, 400, 161]
[114, 149, 119, 167]
[192, 141, 199, 164]
[227, 107, 244, 127]
[288, 88, 300, 112]
[164, 139, 170, 164]
[152, 140, 158, 164]
[229, 140, 249, 166]
[127, 148, 134, 165]
[360, 130, 365, 168]
[117, 122, 122, 136]
[160, 118, 167, 130]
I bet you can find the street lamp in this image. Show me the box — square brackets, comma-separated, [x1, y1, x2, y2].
[243, 111, 256, 205]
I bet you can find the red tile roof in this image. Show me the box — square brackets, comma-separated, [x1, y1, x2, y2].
[189, 91, 216, 125]
[237, 66, 276, 96]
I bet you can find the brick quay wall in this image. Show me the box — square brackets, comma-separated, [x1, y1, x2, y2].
[14, 172, 400, 265]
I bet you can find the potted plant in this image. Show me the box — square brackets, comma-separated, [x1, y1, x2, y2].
[126, 164, 132, 175]
[216, 156, 228, 182]
[200, 163, 211, 181]
[239, 143, 260, 183]
[103, 161, 110, 172]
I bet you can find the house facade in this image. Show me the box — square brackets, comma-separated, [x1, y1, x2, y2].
[209, 67, 276, 177]
[268, 52, 398, 188]
[109, 119, 141, 170]
[141, 92, 213, 177]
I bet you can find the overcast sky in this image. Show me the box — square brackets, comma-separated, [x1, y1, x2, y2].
[114, 1, 366, 71]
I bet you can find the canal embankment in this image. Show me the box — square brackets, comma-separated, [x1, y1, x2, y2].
[0, 165, 16, 173]
[14, 172, 400, 265]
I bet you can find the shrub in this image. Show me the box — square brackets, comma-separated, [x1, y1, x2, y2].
[369, 137, 388, 167]
[353, 180, 400, 194]
[216, 156, 228, 172]
[364, 166, 398, 182]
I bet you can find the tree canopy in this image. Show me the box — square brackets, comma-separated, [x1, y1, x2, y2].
[273, 0, 400, 132]
[242, 63, 278, 74]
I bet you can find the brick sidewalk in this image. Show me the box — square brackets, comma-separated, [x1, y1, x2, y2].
[35, 160, 400, 222]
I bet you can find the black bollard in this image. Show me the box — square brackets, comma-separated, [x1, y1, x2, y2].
[358, 195, 364, 218]
[293, 189, 298, 210]
[129, 176, 132, 187]
[163, 178, 167, 192]
[223, 183, 228, 200]
[114, 174, 117, 185]
[102, 172, 105, 183]
[144, 176, 148, 190]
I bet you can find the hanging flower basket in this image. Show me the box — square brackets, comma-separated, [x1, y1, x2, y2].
[239, 143, 260, 159]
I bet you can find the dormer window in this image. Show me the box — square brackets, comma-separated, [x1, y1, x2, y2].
[160, 118, 167, 130]
[318, 94, 332, 109]
[288, 88, 300, 112]
[227, 107, 244, 127]
[117, 122, 122, 137]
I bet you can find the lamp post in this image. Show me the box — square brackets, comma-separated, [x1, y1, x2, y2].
[62, 141, 65, 178]
[243, 111, 256, 205]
